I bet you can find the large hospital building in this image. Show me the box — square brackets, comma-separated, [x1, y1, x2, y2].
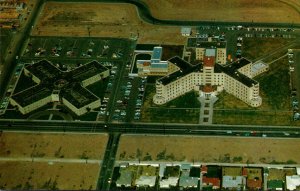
[137, 38, 268, 107]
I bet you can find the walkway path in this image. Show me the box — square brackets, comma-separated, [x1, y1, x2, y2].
[0, 156, 101, 164]
[198, 95, 218, 124]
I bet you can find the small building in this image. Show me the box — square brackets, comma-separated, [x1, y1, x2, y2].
[136, 46, 169, 76]
[159, 165, 180, 189]
[286, 175, 300, 191]
[222, 167, 246, 190]
[243, 167, 263, 190]
[251, 60, 269, 78]
[135, 165, 158, 188]
[181, 27, 192, 36]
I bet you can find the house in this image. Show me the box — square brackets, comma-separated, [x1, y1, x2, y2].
[201, 165, 221, 190]
[267, 168, 297, 191]
[222, 175, 246, 189]
[159, 165, 180, 189]
[286, 175, 300, 191]
[179, 164, 199, 189]
[179, 176, 199, 188]
[135, 165, 158, 188]
[243, 167, 263, 190]
[222, 167, 246, 190]
[181, 27, 192, 36]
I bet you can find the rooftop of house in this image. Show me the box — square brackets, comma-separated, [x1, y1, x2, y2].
[202, 177, 221, 188]
[179, 176, 199, 188]
[247, 179, 262, 189]
[286, 175, 300, 191]
[135, 176, 156, 187]
[222, 176, 246, 188]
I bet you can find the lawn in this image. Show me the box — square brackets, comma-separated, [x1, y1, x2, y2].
[213, 56, 293, 125]
[242, 38, 292, 60]
[141, 84, 200, 123]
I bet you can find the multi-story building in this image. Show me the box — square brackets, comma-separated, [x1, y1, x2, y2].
[136, 47, 169, 76]
[153, 55, 263, 107]
[10, 60, 109, 116]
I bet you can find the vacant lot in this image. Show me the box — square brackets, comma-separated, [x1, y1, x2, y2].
[0, 132, 108, 159]
[117, 135, 300, 164]
[143, 0, 300, 23]
[0, 161, 99, 190]
[33, 2, 186, 45]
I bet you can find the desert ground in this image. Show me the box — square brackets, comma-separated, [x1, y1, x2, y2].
[143, 0, 300, 23]
[0, 132, 108, 159]
[117, 135, 300, 164]
[32, 2, 187, 45]
[0, 161, 99, 190]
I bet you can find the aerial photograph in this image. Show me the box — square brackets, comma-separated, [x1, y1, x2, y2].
[1, 0, 300, 190]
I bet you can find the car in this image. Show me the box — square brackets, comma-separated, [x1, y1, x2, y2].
[117, 100, 122, 104]
[120, 110, 126, 116]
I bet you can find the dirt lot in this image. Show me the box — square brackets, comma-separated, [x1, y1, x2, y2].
[0, 132, 108, 159]
[0, 161, 99, 190]
[143, 0, 300, 23]
[32, 2, 186, 45]
[117, 135, 300, 164]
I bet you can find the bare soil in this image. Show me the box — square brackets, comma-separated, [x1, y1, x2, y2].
[0, 132, 108, 159]
[0, 161, 100, 190]
[117, 135, 300, 164]
[143, 0, 300, 23]
[32, 2, 186, 45]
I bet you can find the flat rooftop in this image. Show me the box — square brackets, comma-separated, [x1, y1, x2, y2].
[11, 85, 52, 107]
[158, 56, 200, 85]
[12, 60, 107, 110]
[62, 83, 99, 109]
[216, 61, 258, 88]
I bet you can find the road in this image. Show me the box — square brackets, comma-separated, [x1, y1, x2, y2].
[0, 120, 300, 138]
[97, 133, 120, 190]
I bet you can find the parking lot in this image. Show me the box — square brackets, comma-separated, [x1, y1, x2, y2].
[289, 49, 300, 122]
[196, 26, 298, 61]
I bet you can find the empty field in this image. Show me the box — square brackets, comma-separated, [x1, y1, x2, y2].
[0, 132, 108, 159]
[117, 135, 300, 164]
[143, 0, 300, 23]
[0, 161, 100, 190]
[33, 2, 186, 45]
